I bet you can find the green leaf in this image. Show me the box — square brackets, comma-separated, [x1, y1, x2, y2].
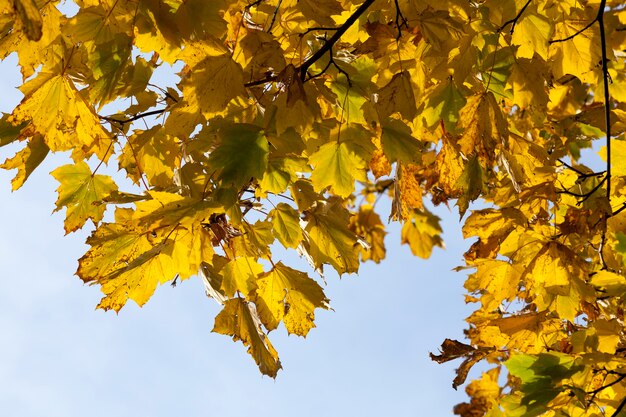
[310, 140, 367, 198]
[381, 118, 423, 164]
[269, 203, 303, 249]
[51, 161, 118, 233]
[208, 124, 269, 190]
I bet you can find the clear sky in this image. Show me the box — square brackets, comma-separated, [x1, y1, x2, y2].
[0, 49, 477, 416]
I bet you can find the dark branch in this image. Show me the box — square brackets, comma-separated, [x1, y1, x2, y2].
[393, 0, 408, 40]
[612, 396, 626, 417]
[549, 0, 607, 44]
[613, 202, 626, 216]
[266, 0, 283, 32]
[558, 159, 605, 179]
[598, 0, 611, 201]
[100, 108, 168, 126]
[498, 0, 532, 34]
[549, 19, 596, 44]
[557, 176, 607, 205]
[588, 372, 626, 405]
[298, 0, 375, 81]
[244, 0, 374, 87]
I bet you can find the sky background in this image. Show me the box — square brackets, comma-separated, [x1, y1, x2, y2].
[0, 45, 478, 416]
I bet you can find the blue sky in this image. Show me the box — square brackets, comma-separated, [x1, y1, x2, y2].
[0, 50, 477, 416]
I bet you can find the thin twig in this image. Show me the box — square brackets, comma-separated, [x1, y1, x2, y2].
[100, 108, 168, 126]
[298, 0, 374, 80]
[266, 0, 283, 32]
[556, 176, 607, 202]
[393, 0, 408, 39]
[244, 0, 374, 87]
[550, 19, 596, 44]
[498, 0, 532, 34]
[611, 396, 626, 417]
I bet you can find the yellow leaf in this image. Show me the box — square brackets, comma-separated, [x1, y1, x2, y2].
[375, 71, 418, 121]
[392, 163, 424, 220]
[213, 298, 282, 378]
[133, 1, 181, 64]
[465, 260, 521, 311]
[182, 53, 246, 119]
[303, 201, 360, 274]
[77, 209, 176, 312]
[13, 0, 42, 41]
[599, 138, 626, 178]
[96, 240, 177, 312]
[508, 58, 549, 110]
[457, 93, 506, 167]
[51, 161, 118, 234]
[254, 262, 328, 336]
[230, 221, 274, 259]
[550, 19, 601, 83]
[1, 134, 49, 190]
[8, 72, 111, 161]
[330, 74, 367, 125]
[269, 203, 303, 249]
[349, 204, 386, 263]
[258, 155, 308, 197]
[220, 257, 264, 297]
[511, 9, 552, 60]
[421, 80, 466, 131]
[0, 2, 62, 79]
[401, 209, 444, 259]
[118, 126, 181, 188]
[287, 0, 343, 26]
[310, 140, 367, 198]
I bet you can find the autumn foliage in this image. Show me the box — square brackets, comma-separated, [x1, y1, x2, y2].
[3, 0, 626, 414]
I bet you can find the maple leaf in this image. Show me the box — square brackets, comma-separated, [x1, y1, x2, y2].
[253, 262, 329, 336]
[182, 52, 247, 119]
[401, 209, 444, 259]
[302, 200, 361, 274]
[1, 134, 49, 190]
[269, 203, 303, 249]
[13, 0, 42, 41]
[380, 118, 423, 164]
[309, 140, 367, 198]
[213, 298, 282, 378]
[8, 72, 111, 161]
[207, 123, 269, 190]
[51, 162, 118, 234]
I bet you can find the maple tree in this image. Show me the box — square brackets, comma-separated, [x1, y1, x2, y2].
[3, 0, 626, 414]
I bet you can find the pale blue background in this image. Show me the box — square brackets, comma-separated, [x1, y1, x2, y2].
[0, 46, 475, 416]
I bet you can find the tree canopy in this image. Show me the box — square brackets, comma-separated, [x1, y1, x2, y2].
[3, 0, 626, 414]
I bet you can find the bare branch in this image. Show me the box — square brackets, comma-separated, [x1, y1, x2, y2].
[100, 108, 168, 126]
[244, 0, 374, 87]
[498, 0, 532, 34]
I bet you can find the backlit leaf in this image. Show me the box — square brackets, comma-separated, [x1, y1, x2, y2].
[51, 161, 118, 233]
[213, 298, 282, 378]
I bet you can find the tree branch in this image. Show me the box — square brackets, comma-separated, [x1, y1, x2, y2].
[612, 395, 626, 417]
[243, 0, 374, 87]
[298, 0, 374, 81]
[498, 0, 532, 34]
[598, 0, 611, 201]
[99, 108, 168, 126]
[266, 0, 283, 32]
